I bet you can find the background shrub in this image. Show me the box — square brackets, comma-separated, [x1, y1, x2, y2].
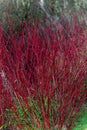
[0, 0, 87, 30]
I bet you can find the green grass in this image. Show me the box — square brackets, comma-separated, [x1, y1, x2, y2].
[73, 103, 87, 130]
[1, 98, 87, 130]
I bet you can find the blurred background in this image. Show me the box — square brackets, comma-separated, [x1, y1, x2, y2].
[0, 0, 87, 24]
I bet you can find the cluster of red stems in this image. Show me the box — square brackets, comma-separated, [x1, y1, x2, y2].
[0, 18, 87, 130]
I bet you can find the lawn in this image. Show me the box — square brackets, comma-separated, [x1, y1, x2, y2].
[73, 104, 87, 130]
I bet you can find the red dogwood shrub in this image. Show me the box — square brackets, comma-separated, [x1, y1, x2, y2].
[0, 19, 87, 129]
